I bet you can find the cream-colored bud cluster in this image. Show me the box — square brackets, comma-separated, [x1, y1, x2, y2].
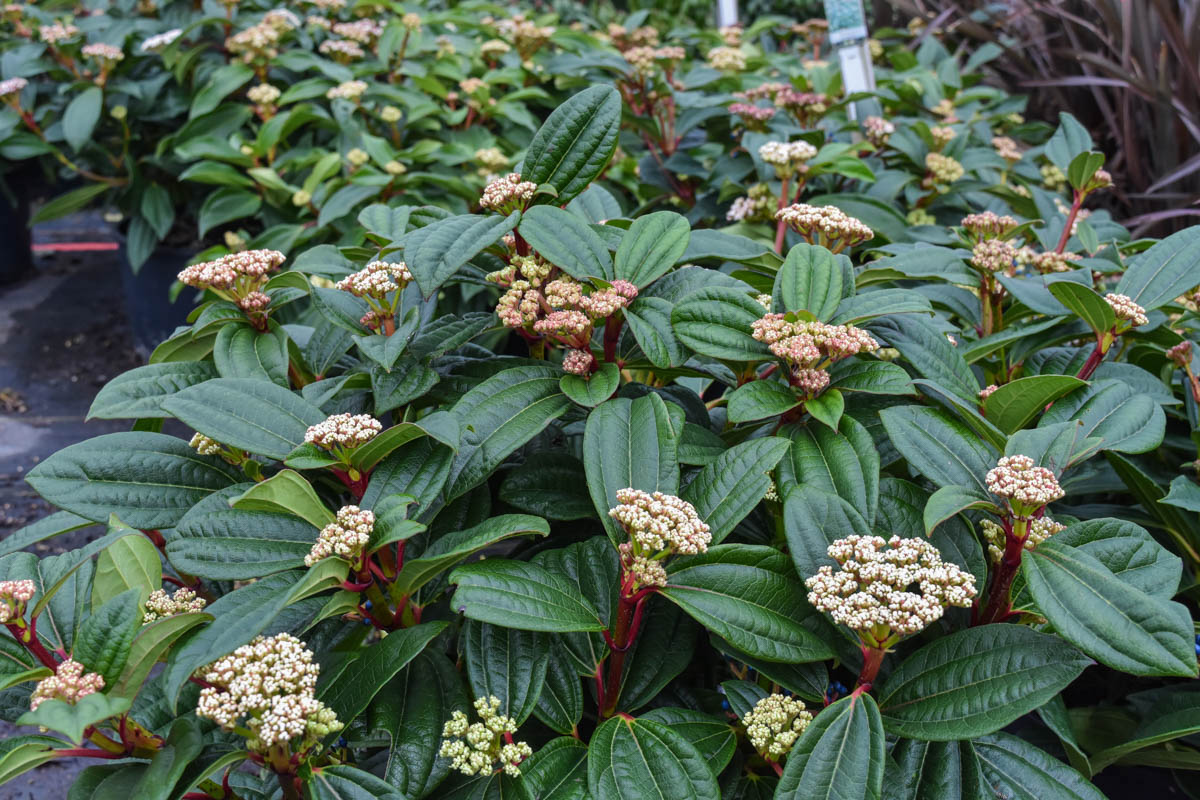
[729, 103, 776, 130]
[970, 239, 1017, 274]
[925, 152, 964, 184]
[759, 140, 817, 178]
[562, 348, 595, 376]
[1105, 293, 1148, 327]
[0, 77, 27, 100]
[981, 517, 1065, 563]
[726, 184, 773, 223]
[247, 83, 281, 106]
[495, 16, 554, 58]
[143, 587, 206, 623]
[978, 384, 999, 401]
[39, 22, 79, 44]
[326, 79, 367, 100]
[751, 314, 878, 394]
[401, 12, 421, 30]
[805, 535, 976, 639]
[1031, 251, 1080, 274]
[863, 116, 894, 148]
[196, 633, 341, 753]
[609, 488, 711, 556]
[332, 19, 381, 43]
[742, 693, 812, 760]
[618, 547, 668, 587]
[306, 506, 373, 567]
[189, 432, 222, 456]
[177, 249, 285, 296]
[336, 261, 412, 299]
[992, 136, 1021, 163]
[30, 660, 104, 711]
[1041, 164, 1068, 191]
[142, 29, 182, 52]
[475, 147, 508, 173]
[720, 25, 742, 45]
[0, 579, 35, 623]
[736, 82, 787, 103]
[907, 208, 936, 226]
[929, 126, 955, 149]
[707, 46, 746, 71]
[239, 291, 271, 313]
[931, 98, 957, 120]
[346, 148, 369, 166]
[1168, 340, 1193, 368]
[439, 696, 532, 777]
[961, 211, 1018, 239]
[304, 413, 382, 451]
[775, 204, 873, 250]
[306, 15, 332, 30]
[460, 78, 487, 96]
[320, 39, 365, 60]
[1086, 170, 1113, 192]
[81, 43, 123, 61]
[226, 23, 283, 63]
[479, 39, 511, 57]
[774, 89, 829, 126]
[380, 105, 402, 123]
[986, 455, 1064, 511]
[480, 173, 536, 213]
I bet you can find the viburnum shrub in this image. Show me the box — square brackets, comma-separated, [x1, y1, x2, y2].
[5, 17, 1200, 800]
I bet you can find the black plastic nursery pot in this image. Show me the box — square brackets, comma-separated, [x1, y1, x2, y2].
[0, 174, 34, 286]
[118, 239, 196, 359]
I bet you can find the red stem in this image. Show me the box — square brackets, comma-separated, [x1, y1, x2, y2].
[603, 316, 623, 363]
[774, 175, 792, 255]
[1075, 340, 1107, 381]
[770, 761, 784, 777]
[855, 645, 887, 691]
[1054, 190, 1083, 254]
[6, 620, 58, 670]
[600, 587, 652, 718]
[976, 522, 1024, 625]
[53, 748, 122, 759]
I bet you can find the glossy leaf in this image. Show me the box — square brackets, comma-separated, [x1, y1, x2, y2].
[522, 85, 621, 204]
[587, 715, 720, 800]
[450, 559, 605, 632]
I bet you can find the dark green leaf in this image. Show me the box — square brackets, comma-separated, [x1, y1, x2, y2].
[462, 620, 550, 725]
[613, 211, 691, 287]
[681, 437, 790, 544]
[450, 559, 605, 632]
[518, 205, 613, 280]
[587, 715, 720, 800]
[671, 287, 770, 362]
[522, 85, 621, 204]
[775, 693, 884, 800]
[405, 212, 520, 298]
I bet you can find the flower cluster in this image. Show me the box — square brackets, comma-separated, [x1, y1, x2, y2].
[725, 184, 774, 223]
[751, 314, 878, 395]
[986, 455, 1064, 513]
[729, 102, 775, 131]
[475, 147, 508, 175]
[929, 125, 955, 149]
[177, 249, 285, 301]
[439, 696, 532, 777]
[39, 22, 79, 45]
[320, 39, 365, 60]
[925, 152, 964, 185]
[863, 116, 894, 148]
[335, 261, 412, 330]
[775, 89, 829, 127]
[1105, 293, 1148, 327]
[143, 587, 206, 623]
[706, 46, 745, 71]
[304, 413, 382, 453]
[480, 172, 536, 214]
[189, 433, 223, 458]
[0, 76, 26, 102]
[247, 83, 281, 109]
[609, 489, 711, 556]
[332, 19, 381, 43]
[805, 535, 976, 641]
[961, 211, 1018, 240]
[981, 517, 1065, 563]
[978, 383, 999, 401]
[1168, 340, 1193, 368]
[30, 660, 104, 711]
[970, 239, 1017, 274]
[775, 204, 873, 251]
[1031, 251, 1081, 274]
[326, 79, 367, 101]
[494, 15, 554, 59]
[993, 136, 1022, 163]
[196, 633, 341, 754]
[490, 256, 636, 372]
[0, 579, 35, 623]
[609, 489, 710, 587]
[226, 22, 285, 63]
[81, 43, 123, 62]
[306, 506, 374, 567]
[1041, 164, 1068, 191]
[741, 693, 812, 760]
[759, 140, 817, 178]
[624, 45, 684, 74]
